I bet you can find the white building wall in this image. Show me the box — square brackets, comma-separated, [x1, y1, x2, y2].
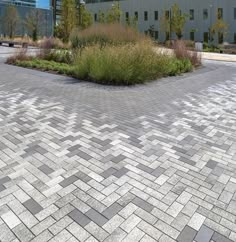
[86, 0, 236, 44]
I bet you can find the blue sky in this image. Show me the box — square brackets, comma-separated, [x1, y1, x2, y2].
[37, 0, 49, 9]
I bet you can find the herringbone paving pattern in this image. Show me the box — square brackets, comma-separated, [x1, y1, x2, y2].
[0, 63, 236, 242]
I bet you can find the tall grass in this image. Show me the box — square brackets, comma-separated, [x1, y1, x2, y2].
[70, 23, 148, 49]
[74, 41, 192, 85]
[173, 40, 201, 67]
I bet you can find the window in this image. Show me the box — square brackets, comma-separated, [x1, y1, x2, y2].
[94, 13, 97, 22]
[154, 11, 158, 20]
[190, 32, 195, 41]
[234, 33, 236, 43]
[204, 32, 209, 43]
[134, 11, 138, 20]
[125, 12, 129, 22]
[218, 8, 223, 19]
[144, 11, 148, 21]
[203, 9, 208, 20]
[154, 31, 159, 40]
[190, 9, 194, 20]
[234, 8, 236, 20]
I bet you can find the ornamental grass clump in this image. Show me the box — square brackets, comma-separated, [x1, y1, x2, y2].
[74, 41, 192, 85]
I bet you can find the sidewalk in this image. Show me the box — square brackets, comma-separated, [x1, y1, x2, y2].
[201, 51, 236, 62]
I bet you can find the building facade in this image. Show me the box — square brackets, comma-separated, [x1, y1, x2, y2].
[0, 1, 53, 37]
[0, 0, 36, 8]
[85, 0, 236, 44]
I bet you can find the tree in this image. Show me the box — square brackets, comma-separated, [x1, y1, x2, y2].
[2, 5, 19, 38]
[170, 4, 187, 39]
[210, 17, 228, 45]
[106, 2, 122, 23]
[161, 4, 187, 40]
[98, 10, 106, 23]
[25, 9, 43, 41]
[79, 5, 93, 29]
[58, 0, 77, 42]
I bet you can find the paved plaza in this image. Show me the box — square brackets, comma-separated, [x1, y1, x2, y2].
[0, 55, 236, 242]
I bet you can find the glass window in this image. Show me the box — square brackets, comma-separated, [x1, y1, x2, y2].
[218, 8, 223, 19]
[154, 11, 158, 20]
[203, 9, 208, 20]
[190, 9, 194, 20]
[204, 32, 209, 43]
[134, 11, 138, 20]
[94, 13, 97, 22]
[125, 12, 129, 22]
[190, 32, 195, 41]
[144, 11, 148, 21]
[234, 8, 236, 19]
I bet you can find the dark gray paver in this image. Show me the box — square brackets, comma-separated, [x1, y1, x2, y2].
[206, 159, 218, 169]
[102, 202, 123, 219]
[23, 199, 43, 215]
[59, 175, 78, 188]
[132, 197, 154, 213]
[38, 165, 54, 175]
[68, 209, 91, 227]
[177, 226, 197, 242]
[212, 232, 234, 242]
[85, 209, 108, 227]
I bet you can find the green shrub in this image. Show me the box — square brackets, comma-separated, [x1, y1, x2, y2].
[16, 59, 75, 76]
[74, 42, 192, 85]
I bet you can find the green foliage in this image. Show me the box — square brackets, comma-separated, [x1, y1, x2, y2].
[98, 10, 106, 23]
[210, 18, 228, 44]
[161, 4, 187, 40]
[79, 5, 93, 29]
[2, 5, 19, 39]
[105, 2, 122, 23]
[16, 59, 75, 76]
[58, 0, 77, 42]
[73, 43, 193, 85]
[171, 4, 188, 39]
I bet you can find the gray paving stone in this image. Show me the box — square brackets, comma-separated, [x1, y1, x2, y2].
[38, 165, 54, 175]
[195, 225, 214, 242]
[206, 160, 218, 170]
[0, 176, 11, 185]
[212, 232, 234, 242]
[177, 225, 197, 242]
[23, 199, 43, 215]
[68, 209, 91, 227]
[152, 167, 165, 178]
[59, 175, 78, 188]
[102, 202, 123, 220]
[85, 208, 108, 227]
[113, 167, 129, 178]
[132, 197, 154, 213]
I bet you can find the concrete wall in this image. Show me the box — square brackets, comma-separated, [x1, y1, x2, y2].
[0, 3, 53, 37]
[86, 0, 236, 44]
